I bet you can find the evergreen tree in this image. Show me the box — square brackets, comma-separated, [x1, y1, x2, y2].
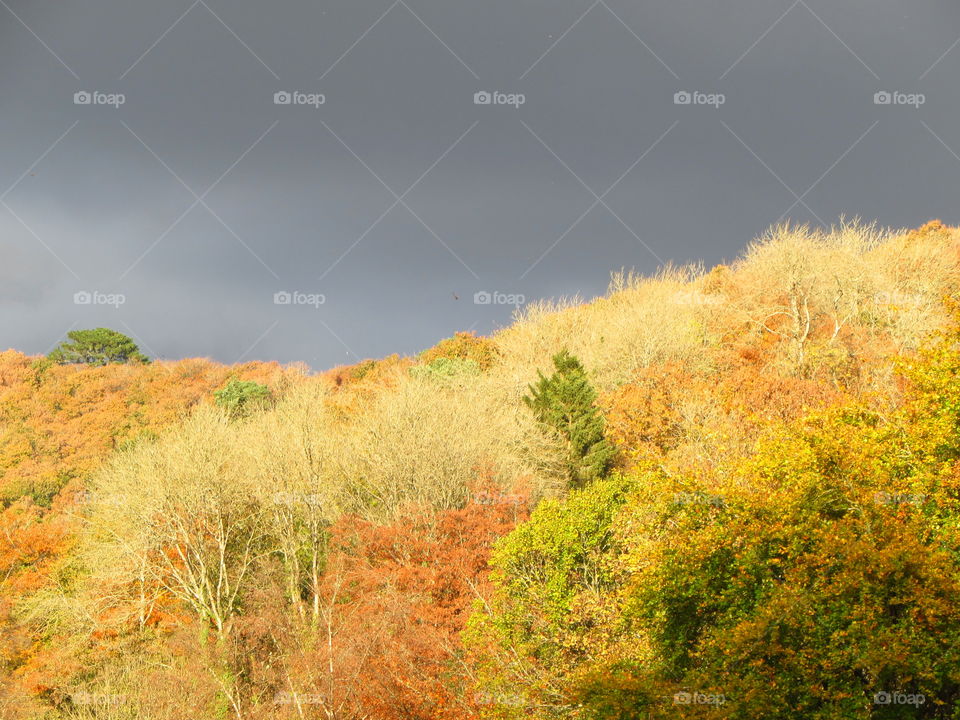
[524, 349, 615, 487]
[48, 328, 149, 366]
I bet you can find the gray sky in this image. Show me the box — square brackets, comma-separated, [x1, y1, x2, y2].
[2, 0, 959, 370]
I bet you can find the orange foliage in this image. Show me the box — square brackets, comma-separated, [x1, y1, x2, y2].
[0, 351, 298, 502]
[3, 224, 958, 718]
[602, 363, 693, 457]
[418, 331, 500, 370]
[0, 351, 305, 702]
[325, 499, 526, 719]
[602, 346, 845, 466]
[228, 497, 529, 720]
[325, 353, 412, 391]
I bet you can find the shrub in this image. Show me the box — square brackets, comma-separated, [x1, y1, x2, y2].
[214, 379, 273, 418]
[409, 357, 481, 383]
[418, 331, 499, 370]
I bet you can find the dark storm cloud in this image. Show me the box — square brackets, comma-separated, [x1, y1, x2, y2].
[2, 0, 959, 368]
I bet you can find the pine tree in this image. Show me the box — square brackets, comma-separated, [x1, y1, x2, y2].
[48, 328, 148, 366]
[524, 350, 615, 487]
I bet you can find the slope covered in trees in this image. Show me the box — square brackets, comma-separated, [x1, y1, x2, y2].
[2, 221, 960, 719]
[0, 355, 304, 715]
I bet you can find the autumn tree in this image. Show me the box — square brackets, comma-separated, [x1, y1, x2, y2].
[466, 474, 638, 717]
[0, 351, 296, 712]
[470, 299, 960, 719]
[85, 408, 273, 637]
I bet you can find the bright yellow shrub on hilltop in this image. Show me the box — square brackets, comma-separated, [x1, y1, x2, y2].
[418, 331, 501, 370]
[497, 222, 960, 393]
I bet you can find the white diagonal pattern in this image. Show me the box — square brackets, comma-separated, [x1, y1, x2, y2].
[519, 120, 677, 278]
[775, 121, 879, 223]
[520, 0, 677, 80]
[0, 0, 80, 79]
[720, 120, 827, 227]
[318, 120, 481, 280]
[119, 121, 281, 279]
[120, 0, 279, 80]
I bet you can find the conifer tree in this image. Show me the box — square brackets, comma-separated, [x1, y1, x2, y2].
[524, 349, 615, 487]
[48, 328, 148, 366]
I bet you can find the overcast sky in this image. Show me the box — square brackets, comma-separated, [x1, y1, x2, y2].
[2, 0, 959, 370]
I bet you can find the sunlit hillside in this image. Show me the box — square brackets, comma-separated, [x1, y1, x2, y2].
[3, 220, 960, 719]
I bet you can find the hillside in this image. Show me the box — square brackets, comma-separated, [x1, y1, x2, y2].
[2, 221, 960, 719]
[0, 357, 305, 713]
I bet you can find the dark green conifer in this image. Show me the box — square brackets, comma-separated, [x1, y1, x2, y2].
[524, 349, 615, 487]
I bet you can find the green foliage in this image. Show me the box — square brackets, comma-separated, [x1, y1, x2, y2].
[0, 471, 72, 509]
[472, 303, 960, 719]
[491, 473, 634, 623]
[410, 357, 481, 383]
[624, 395, 960, 717]
[464, 474, 639, 718]
[214, 379, 273, 418]
[897, 296, 960, 468]
[350, 358, 379, 380]
[29, 356, 54, 387]
[524, 350, 615, 487]
[48, 328, 148, 366]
